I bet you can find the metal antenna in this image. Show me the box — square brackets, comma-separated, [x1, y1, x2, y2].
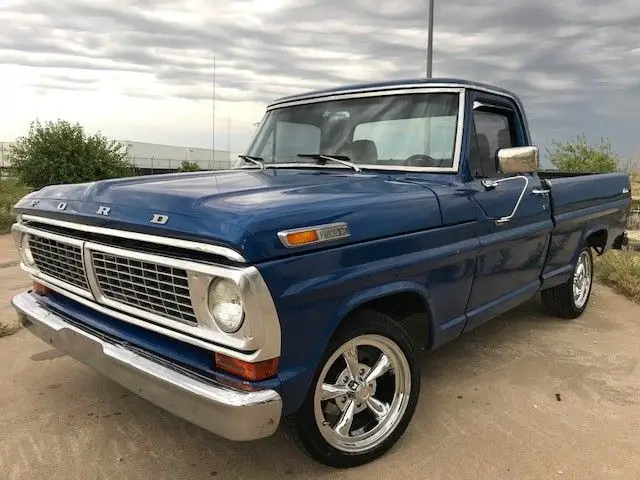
[426, 0, 434, 78]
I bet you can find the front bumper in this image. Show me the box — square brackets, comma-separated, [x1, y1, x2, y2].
[12, 291, 282, 441]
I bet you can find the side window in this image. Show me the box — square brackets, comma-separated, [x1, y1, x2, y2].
[470, 109, 515, 178]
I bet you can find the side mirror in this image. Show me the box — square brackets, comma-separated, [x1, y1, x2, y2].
[497, 146, 539, 174]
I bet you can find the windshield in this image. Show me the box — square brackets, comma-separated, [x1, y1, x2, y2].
[243, 92, 460, 169]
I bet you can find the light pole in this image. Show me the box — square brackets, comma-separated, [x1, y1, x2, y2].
[426, 0, 434, 78]
[212, 50, 216, 170]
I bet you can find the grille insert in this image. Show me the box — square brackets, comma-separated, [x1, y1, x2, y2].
[28, 235, 89, 291]
[91, 251, 197, 325]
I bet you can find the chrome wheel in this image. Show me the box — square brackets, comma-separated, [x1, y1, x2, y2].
[313, 334, 411, 454]
[573, 250, 592, 309]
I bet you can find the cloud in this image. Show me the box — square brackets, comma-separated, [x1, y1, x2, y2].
[1, 0, 639, 155]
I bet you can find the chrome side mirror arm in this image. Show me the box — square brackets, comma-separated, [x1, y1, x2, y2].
[481, 175, 530, 226]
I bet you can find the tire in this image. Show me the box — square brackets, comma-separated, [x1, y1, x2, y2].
[288, 309, 420, 468]
[541, 246, 594, 319]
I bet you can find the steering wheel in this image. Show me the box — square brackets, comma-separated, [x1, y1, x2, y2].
[403, 154, 440, 167]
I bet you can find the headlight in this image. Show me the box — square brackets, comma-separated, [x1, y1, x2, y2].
[21, 235, 35, 266]
[207, 278, 244, 333]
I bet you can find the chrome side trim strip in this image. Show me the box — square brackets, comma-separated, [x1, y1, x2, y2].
[13, 291, 282, 441]
[20, 214, 247, 263]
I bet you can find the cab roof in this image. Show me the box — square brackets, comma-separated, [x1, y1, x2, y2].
[269, 77, 522, 108]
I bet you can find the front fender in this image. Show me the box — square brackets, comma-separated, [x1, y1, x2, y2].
[259, 230, 475, 414]
[333, 280, 435, 343]
[273, 280, 435, 416]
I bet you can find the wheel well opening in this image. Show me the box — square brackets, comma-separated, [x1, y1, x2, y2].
[586, 229, 608, 254]
[353, 291, 430, 350]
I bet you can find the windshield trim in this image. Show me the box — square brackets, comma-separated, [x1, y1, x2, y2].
[232, 163, 461, 173]
[252, 88, 465, 174]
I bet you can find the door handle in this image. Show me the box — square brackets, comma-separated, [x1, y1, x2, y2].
[532, 189, 550, 195]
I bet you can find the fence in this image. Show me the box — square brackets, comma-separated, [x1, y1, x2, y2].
[1, 142, 235, 176]
[127, 156, 233, 175]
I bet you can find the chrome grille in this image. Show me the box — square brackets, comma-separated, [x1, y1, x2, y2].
[91, 251, 197, 325]
[28, 234, 89, 291]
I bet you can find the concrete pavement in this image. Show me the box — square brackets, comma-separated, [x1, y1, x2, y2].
[0, 240, 639, 478]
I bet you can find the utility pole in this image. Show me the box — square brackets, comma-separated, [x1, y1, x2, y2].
[212, 50, 216, 170]
[227, 115, 231, 169]
[426, 0, 434, 78]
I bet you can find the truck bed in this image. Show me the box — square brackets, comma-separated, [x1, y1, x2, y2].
[540, 171, 631, 286]
[540, 171, 630, 216]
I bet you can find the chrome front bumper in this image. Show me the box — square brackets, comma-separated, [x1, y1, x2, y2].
[12, 292, 282, 441]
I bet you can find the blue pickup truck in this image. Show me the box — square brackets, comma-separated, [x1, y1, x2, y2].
[11, 79, 631, 467]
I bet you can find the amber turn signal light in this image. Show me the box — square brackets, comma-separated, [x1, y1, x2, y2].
[33, 281, 51, 296]
[215, 353, 279, 381]
[285, 230, 318, 246]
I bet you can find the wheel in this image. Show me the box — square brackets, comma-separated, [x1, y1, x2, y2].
[541, 246, 593, 319]
[288, 310, 420, 468]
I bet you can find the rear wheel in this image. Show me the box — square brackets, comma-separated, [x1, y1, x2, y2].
[289, 310, 420, 468]
[541, 246, 593, 319]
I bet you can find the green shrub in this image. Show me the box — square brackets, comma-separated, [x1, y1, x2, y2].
[178, 160, 201, 172]
[546, 133, 618, 173]
[9, 120, 135, 189]
[0, 178, 32, 234]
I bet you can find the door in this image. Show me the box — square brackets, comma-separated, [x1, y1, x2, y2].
[464, 99, 553, 332]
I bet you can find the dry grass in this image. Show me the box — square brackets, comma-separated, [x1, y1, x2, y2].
[595, 250, 640, 303]
[0, 178, 31, 234]
[631, 173, 640, 199]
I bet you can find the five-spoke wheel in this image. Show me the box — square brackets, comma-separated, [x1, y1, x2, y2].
[542, 246, 594, 319]
[572, 249, 592, 309]
[314, 334, 411, 453]
[289, 310, 419, 468]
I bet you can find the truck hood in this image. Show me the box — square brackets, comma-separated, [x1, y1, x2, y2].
[14, 169, 443, 263]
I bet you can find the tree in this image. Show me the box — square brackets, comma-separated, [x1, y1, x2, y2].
[178, 160, 201, 172]
[9, 120, 135, 189]
[546, 133, 618, 173]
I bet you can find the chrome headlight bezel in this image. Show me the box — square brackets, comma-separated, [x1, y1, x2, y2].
[20, 234, 36, 267]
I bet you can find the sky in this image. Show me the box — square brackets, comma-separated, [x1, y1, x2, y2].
[1, 0, 640, 162]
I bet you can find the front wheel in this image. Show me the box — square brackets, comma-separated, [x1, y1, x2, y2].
[541, 246, 594, 319]
[289, 310, 420, 468]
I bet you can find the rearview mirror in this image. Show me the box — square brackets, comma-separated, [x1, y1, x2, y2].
[497, 146, 539, 174]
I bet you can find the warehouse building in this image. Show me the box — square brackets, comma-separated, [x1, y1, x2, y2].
[1, 140, 234, 175]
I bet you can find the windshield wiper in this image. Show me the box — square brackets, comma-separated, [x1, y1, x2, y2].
[297, 154, 361, 172]
[238, 155, 265, 170]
